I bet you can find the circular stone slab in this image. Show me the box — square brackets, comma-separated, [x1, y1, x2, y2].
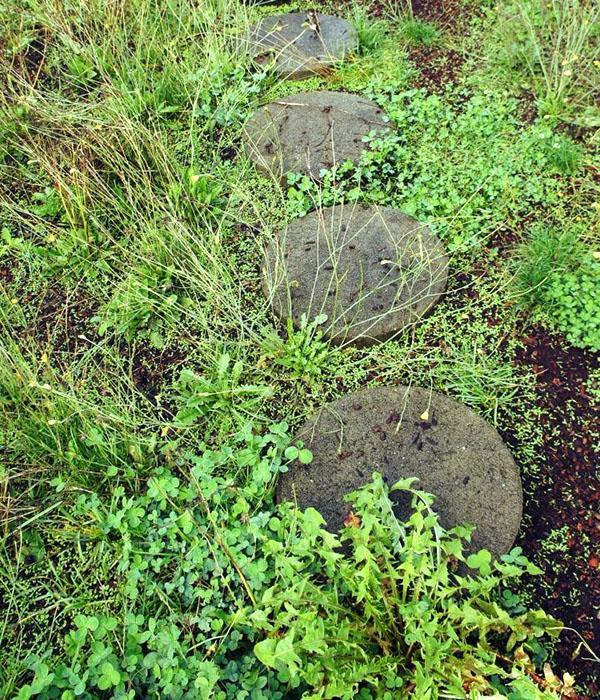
[277, 386, 523, 557]
[243, 91, 389, 183]
[262, 204, 448, 346]
[248, 12, 358, 80]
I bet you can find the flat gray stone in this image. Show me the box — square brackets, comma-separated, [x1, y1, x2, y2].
[262, 204, 448, 346]
[277, 385, 523, 558]
[248, 12, 358, 80]
[243, 91, 389, 183]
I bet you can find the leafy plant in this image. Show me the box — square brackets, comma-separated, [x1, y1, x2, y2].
[543, 133, 583, 175]
[13, 465, 571, 699]
[9, 422, 296, 699]
[516, 226, 599, 350]
[261, 315, 333, 384]
[30, 187, 63, 219]
[251, 474, 568, 698]
[167, 169, 227, 222]
[351, 6, 389, 54]
[545, 260, 600, 351]
[173, 354, 272, 434]
[97, 262, 183, 343]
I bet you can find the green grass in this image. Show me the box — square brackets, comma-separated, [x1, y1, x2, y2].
[1, 0, 599, 697]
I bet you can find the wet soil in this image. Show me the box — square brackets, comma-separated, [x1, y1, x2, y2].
[411, 0, 474, 30]
[0, 258, 15, 286]
[406, 0, 471, 96]
[23, 283, 99, 358]
[130, 342, 186, 403]
[509, 327, 599, 696]
[17, 281, 185, 403]
[2, 27, 51, 87]
[3, 0, 598, 693]
[408, 46, 465, 94]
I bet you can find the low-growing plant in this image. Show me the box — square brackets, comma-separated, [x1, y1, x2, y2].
[351, 6, 389, 54]
[96, 262, 184, 344]
[516, 226, 599, 350]
[261, 315, 333, 385]
[9, 422, 297, 700]
[11, 466, 572, 699]
[167, 169, 227, 223]
[173, 355, 272, 435]
[433, 338, 520, 425]
[544, 260, 600, 351]
[543, 133, 584, 175]
[515, 224, 585, 305]
[399, 19, 441, 47]
[251, 474, 569, 698]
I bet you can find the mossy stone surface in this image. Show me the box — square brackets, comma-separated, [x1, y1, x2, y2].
[263, 204, 448, 346]
[243, 91, 389, 183]
[248, 12, 358, 80]
[276, 385, 523, 557]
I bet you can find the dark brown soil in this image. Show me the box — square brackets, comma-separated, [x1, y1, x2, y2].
[2, 27, 51, 87]
[20, 282, 186, 403]
[0, 258, 15, 285]
[408, 46, 465, 93]
[508, 327, 599, 696]
[518, 89, 539, 125]
[23, 283, 99, 357]
[411, 0, 473, 29]
[130, 342, 186, 402]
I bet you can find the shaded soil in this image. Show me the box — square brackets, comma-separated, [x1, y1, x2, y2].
[411, 0, 473, 30]
[24, 283, 185, 401]
[130, 342, 186, 402]
[2, 27, 51, 88]
[518, 89, 538, 125]
[0, 258, 15, 285]
[23, 283, 99, 357]
[508, 327, 599, 696]
[408, 45, 465, 94]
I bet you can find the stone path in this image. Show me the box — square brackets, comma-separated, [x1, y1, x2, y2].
[263, 203, 448, 346]
[248, 12, 358, 80]
[243, 91, 389, 184]
[245, 10, 522, 554]
[277, 385, 523, 558]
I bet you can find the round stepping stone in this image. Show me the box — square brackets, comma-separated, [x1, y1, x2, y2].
[243, 91, 389, 183]
[276, 385, 523, 558]
[262, 204, 448, 346]
[248, 12, 358, 80]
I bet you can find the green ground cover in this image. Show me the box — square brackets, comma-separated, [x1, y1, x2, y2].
[0, 0, 598, 697]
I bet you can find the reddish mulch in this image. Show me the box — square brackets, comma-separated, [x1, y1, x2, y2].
[411, 0, 473, 30]
[408, 46, 465, 93]
[406, 0, 473, 96]
[506, 327, 599, 695]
